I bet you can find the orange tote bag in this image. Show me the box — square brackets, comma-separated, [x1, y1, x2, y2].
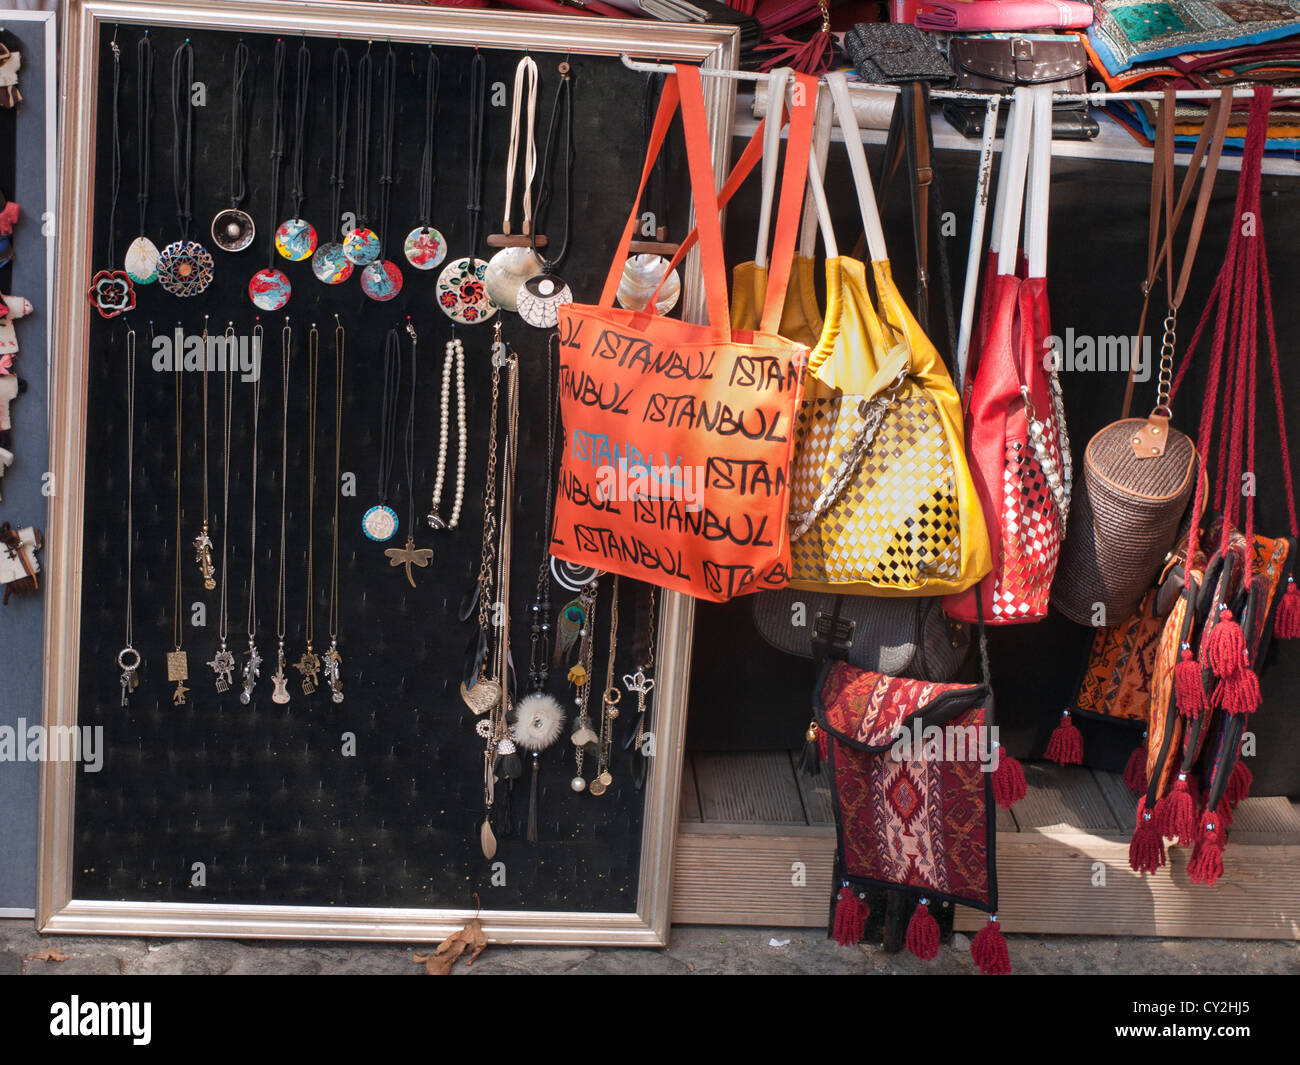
[549, 64, 817, 602]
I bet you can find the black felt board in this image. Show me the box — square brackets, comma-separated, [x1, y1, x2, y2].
[689, 130, 1300, 800]
[73, 25, 691, 910]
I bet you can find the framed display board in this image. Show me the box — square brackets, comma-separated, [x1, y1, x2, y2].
[39, 0, 734, 945]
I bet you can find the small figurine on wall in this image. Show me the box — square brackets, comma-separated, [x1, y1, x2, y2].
[0, 521, 42, 604]
[0, 294, 34, 374]
[0, 44, 21, 108]
[0, 193, 20, 269]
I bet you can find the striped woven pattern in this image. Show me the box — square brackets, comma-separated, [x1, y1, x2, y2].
[790, 386, 961, 587]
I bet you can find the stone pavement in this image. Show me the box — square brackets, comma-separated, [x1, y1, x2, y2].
[2, 918, 1297, 974]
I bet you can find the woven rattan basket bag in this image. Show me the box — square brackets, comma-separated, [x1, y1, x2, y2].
[1051, 89, 1231, 626]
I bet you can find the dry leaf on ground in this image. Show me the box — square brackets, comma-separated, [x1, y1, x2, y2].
[26, 948, 71, 962]
[413, 919, 488, 975]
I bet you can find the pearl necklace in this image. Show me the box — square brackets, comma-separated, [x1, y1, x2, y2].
[427, 336, 467, 530]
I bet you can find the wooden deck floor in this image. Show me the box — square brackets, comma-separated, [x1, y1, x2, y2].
[671, 753, 1300, 940]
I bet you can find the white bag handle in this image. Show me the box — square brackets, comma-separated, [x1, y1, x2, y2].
[799, 85, 835, 258]
[1025, 85, 1053, 280]
[755, 67, 793, 269]
[996, 87, 1034, 277]
[987, 93, 1021, 260]
[826, 72, 888, 264]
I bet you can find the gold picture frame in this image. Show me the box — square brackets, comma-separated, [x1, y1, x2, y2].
[39, 0, 731, 946]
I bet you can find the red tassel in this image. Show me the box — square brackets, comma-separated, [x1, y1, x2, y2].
[971, 916, 1011, 975]
[1123, 735, 1148, 795]
[1188, 810, 1225, 886]
[1154, 773, 1197, 845]
[1174, 646, 1209, 718]
[1213, 661, 1261, 715]
[1203, 609, 1247, 677]
[832, 884, 869, 946]
[1274, 577, 1300, 638]
[905, 899, 940, 961]
[1128, 797, 1166, 874]
[1044, 709, 1083, 765]
[1214, 798, 1234, 829]
[0, 201, 18, 237]
[754, 30, 834, 76]
[1225, 755, 1253, 806]
[991, 743, 1026, 809]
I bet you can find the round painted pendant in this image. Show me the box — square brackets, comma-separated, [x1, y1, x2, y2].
[342, 226, 381, 266]
[437, 257, 497, 325]
[362, 505, 398, 543]
[275, 217, 318, 261]
[125, 236, 161, 285]
[211, 208, 255, 253]
[483, 246, 542, 312]
[88, 269, 136, 319]
[517, 273, 573, 330]
[311, 241, 354, 285]
[249, 267, 292, 311]
[404, 226, 448, 271]
[156, 240, 215, 298]
[361, 259, 403, 302]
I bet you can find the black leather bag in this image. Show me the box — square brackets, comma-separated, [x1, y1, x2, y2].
[942, 36, 1099, 141]
[844, 23, 955, 86]
[751, 591, 972, 681]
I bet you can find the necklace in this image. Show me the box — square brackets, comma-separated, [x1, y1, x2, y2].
[192, 316, 215, 590]
[206, 324, 237, 692]
[117, 318, 142, 702]
[275, 39, 317, 262]
[405, 48, 446, 271]
[89, 32, 136, 319]
[294, 323, 323, 692]
[518, 63, 574, 330]
[384, 321, 433, 583]
[360, 46, 403, 302]
[342, 47, 381, 267]
[425, 330, 466, 531]
[437, 52, 496, 325]
[363, 328, 402, 543]
[167, 323, 191, 705]
[623, 586, 656, 789]
[479, 328, 521, 857]
[250, 40, 293, 311]
[270, 318, 293, 705]
[125, 31, 160, 285]
[568, 580, 600, 792]
[323, 316, 346, 704]
[240, 319, 264, 704]
[484, 56, 542, 313]
[589, 575, 620, 796]
[617, 74, 681, 314]
[312, 45, 353, 285]
[211, 40, 254, 253]
[157, 39, 214, 297]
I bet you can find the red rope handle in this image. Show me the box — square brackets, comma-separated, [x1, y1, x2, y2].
[1258, 235, 1299, 538]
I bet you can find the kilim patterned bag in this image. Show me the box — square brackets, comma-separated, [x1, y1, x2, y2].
[816, 658, 1011, 974]
[947, 87, 1070, 625]
[786, 73, 991, 597]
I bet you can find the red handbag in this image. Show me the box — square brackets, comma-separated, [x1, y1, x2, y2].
[947, 86, 1069, 625]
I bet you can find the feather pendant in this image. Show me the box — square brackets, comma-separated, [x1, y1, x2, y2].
[480, 818, 497, 860]
[513, 693, 566, 752]
[552, 599, 586, 667]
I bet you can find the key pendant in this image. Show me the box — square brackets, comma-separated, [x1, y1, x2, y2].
[294, 648, 322, 695]
[271, 643, 291, 705]
[117, 646, 141, 706]
[208, 642, 236, 693]
[241, 642, 262, 705]
[193, 524, 216, 591]
[119, 670, 131, 706]
[324, 642, 344, 704]
[623, 669, 655, 755]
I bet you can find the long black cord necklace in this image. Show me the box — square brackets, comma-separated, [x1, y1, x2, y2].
[362, 327, 403, 544]
[275, 38, 317, 262]
[404, 48, 446, 271]
[157, 38, 215, 297]
[311, 44, 353, 285]
[89, 31, 136, 319]
[360, 46, 403, 302]
[125, 31, 159, 284]
[518, 62, 574, 330]
[437, 51, 496, 324]
[342, 46, 380, 266]
[250, 39, 292, 310]
[383, 320, 434, 584]
[211, 39, 254, 253]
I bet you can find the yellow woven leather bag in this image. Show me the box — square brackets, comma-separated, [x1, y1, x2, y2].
[787, 74, 990, 595]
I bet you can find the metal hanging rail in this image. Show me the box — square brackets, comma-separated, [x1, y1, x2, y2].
[619, 52, 1298, 387]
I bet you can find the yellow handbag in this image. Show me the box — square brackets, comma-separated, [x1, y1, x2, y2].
[787, 74, 990, 596]
[730, 69, 827, 350]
